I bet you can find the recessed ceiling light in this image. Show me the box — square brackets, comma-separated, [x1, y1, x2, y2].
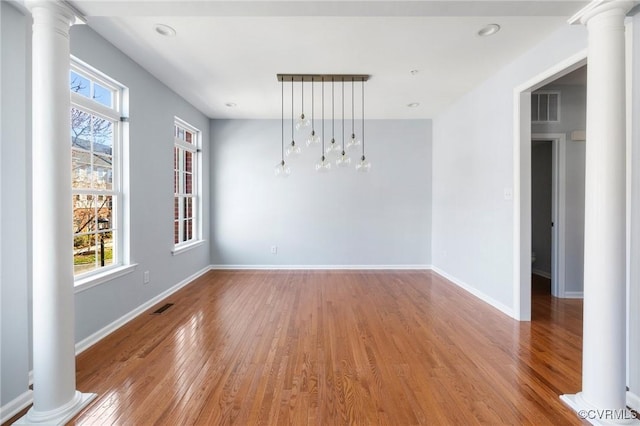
[225, 102, 237, 108]
[410, 69, 419, 75]
[478, 24, 500, 37]
[407, 102, 420, 108]
[154, 24, 176, 37]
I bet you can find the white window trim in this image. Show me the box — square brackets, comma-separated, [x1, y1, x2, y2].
[71, 56, 130, 286]
[173, 117, 202, 250]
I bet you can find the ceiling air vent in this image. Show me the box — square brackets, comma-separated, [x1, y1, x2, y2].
[531, 91, 560, 123]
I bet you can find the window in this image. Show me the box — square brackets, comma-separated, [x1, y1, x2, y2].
[531, 91, 560, 122]
[173, 118, 200, 249]
[70, 58, 126, 278]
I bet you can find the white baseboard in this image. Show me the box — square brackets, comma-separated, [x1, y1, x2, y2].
[209, 264, 433, 270]
[628, 391, 640, 412]
[431, 266, 515, 319]
[532, 268, 551, 279]
[0, 389, 32, 425]
[563, 291, 584, 299]
[75, 265, 212, 354]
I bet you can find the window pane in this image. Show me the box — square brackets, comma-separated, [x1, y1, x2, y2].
[70, 71, 90, 98]
[183, 219, 192, 242]
[174, 197, 179, 221]
[184, 197, 192, 219]
[93, 83, 113, 108]
[74, 234, 97, 275]
[531, 95, 538, 121]
[185, 151, 192, 173]
[73, 196, 96, 234]
[72, 149, 92, 189]
[185, 131, 192, 144]
[185, 172, 192, 194]
[174, 220, 180, 244]
[71, 108, 92, 149]
[178, 127, 185, 140]
[97, 195, 113, 230]
[92, 117, 113, 155]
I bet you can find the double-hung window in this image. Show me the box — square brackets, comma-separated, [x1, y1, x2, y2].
[173, 119, 201, 250]
[70, 58, 126, 279]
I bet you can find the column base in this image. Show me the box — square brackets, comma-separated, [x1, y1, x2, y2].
[561, 393, 640, 425]
[14, 391, 96, 425]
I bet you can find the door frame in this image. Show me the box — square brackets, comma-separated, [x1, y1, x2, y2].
[531, 134, 567, 298]
[512, 50, 587, 321]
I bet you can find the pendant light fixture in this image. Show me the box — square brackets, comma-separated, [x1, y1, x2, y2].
[346, 77, 362, 152]
[336, 79, 351, 167]
[355, 78, 371, 172]
[295, 78, 310, 130]
[276, 73, 368, 175]
[285, 76, 302, 157]
[274, 78, 291, 177]
[315, 77, 331, 172]
[326, 78, 340, 156]
[306, 77, 320, 146]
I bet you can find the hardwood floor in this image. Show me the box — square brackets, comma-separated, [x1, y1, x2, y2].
[6, 271, 584, 425]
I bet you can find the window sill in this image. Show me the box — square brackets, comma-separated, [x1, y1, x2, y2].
[172, 240, 205, 256]
[74, 263, 138, 293]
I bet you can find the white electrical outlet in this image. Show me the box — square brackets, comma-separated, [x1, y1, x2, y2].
[143, 271, 150, 284]
[270, 246, 278, 254]
[503, 188, 513, 201]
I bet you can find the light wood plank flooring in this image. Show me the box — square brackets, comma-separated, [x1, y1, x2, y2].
[7, 270, 584, 425]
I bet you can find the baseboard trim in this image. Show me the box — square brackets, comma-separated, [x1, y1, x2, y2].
[628, 391, 640, 412]
[0, 389, 32, 425]
[75, 265, 212, 354]
[532, 268, 551, 279]
[431, 266, 515, 319]
[563, 291, 584, 299]
[209, 264, 433, 270]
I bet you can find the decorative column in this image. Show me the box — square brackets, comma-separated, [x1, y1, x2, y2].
[16, 1, 96, 424]
[561, 0, 635, 423]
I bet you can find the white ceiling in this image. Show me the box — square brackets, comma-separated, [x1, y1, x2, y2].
[70, 1, 589, 119]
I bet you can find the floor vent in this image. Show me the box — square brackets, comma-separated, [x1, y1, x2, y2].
[152, 303, 174, 315]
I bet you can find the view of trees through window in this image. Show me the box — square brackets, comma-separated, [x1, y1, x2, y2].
[70, 66, 119, 275]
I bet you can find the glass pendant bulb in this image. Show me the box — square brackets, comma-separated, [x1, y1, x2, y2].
[346, 133, 361, 151]
[315, 156, 331, 173]
[285, 140, 302, 157]
[336, 151, 351, 168]
[355, 155, 371, 172]
[295, 113, 311, 131]
[326, 138, 341, 156]
[306, 130, 320, 147]
[274, 160, 291, 177]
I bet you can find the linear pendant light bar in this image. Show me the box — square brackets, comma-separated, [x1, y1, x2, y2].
[277, 74, 369, 82]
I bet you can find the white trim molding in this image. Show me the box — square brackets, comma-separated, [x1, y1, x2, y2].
[431, 266, 515, 318]
[0, 390, 33, 425]
[75, 265, 211, 354]
[209, 264, 433, 270]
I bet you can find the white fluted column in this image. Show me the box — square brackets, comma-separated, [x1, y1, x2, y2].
[16, 1, 96, 424]
[561, 1, 636, 424]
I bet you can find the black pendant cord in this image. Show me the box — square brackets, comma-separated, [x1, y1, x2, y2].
[300, 79, 304, 119]
[331, 78, 335, 143]
[341, 79, 345, 153]
[311, 77, 315, 134]
[352, 77, 356, 140]
[321, 78, 325, 159]
[281, 78, 284, 164]
[291, 77, 294, 146]
[361, 79, 365, 160]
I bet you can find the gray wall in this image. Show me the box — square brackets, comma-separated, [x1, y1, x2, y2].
[1, 1, 31, 409]
[70, 26, 211, 340]
[210, 119, 432, 266]
[533, 83, 587, 294]
[432, 24, 588, 313]
[531, 141, 552, 277]
[1, 15, 211, 415]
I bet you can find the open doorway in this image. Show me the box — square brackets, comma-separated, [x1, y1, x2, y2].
[513, 53, 587, 321]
